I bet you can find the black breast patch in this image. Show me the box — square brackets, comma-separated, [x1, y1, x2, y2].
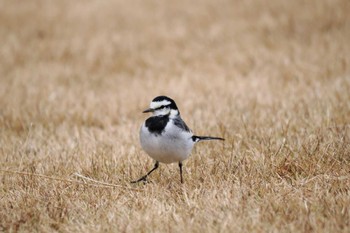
[145, 115, 169, 135]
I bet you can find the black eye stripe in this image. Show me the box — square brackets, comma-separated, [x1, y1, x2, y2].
[154, 105, 170, 111]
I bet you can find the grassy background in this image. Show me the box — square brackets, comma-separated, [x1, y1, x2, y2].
[1, 0, 350, 232]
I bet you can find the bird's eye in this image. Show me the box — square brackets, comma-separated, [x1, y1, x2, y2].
[155, 105, 169, 111]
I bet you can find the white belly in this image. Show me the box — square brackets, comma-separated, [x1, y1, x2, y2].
[140, 122, 194, 164]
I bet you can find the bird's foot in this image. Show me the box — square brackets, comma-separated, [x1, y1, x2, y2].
[131, 176, 149, 184]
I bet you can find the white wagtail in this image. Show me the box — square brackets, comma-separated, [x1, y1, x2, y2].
[131, 96, 224, 183]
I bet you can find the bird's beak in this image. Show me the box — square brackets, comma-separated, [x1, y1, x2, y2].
[142, 108, 154, 113]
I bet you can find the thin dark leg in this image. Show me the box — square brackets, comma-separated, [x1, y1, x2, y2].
[179, 162, 183, 183]
[131, 161, 159, 183]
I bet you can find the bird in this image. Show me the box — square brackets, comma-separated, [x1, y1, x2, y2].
[131, 95, 224, 184]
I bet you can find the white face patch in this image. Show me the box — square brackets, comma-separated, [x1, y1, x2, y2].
[150, 100, 171, 109]
[153, 107, 171, 116]
[169, 109, 179, 118]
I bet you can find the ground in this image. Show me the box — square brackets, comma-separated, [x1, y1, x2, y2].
[0, 0, 349, 232]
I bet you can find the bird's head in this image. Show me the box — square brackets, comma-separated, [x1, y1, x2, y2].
[143, 96, 179, 117]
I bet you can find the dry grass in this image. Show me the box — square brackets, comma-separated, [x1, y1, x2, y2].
[1, 0, 350, 232]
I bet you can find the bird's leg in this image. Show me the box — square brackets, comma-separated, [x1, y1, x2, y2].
[131, 161, 159, 183]
[179, 162, 183, 183]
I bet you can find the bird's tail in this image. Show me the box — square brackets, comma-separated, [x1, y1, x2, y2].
[192, 135, 225, 142]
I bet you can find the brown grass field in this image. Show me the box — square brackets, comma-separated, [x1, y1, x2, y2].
[1, 0, 350, 232]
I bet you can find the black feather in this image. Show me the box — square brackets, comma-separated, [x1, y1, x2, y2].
[192, 135, 225, 142]
[145, 115, 169, 135]
[173, 117, 191, 132]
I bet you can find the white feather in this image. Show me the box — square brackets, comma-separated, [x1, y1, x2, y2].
[140, 118, 194, 164]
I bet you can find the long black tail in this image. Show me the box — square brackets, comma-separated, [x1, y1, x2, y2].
[192, 135, 225, 142]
